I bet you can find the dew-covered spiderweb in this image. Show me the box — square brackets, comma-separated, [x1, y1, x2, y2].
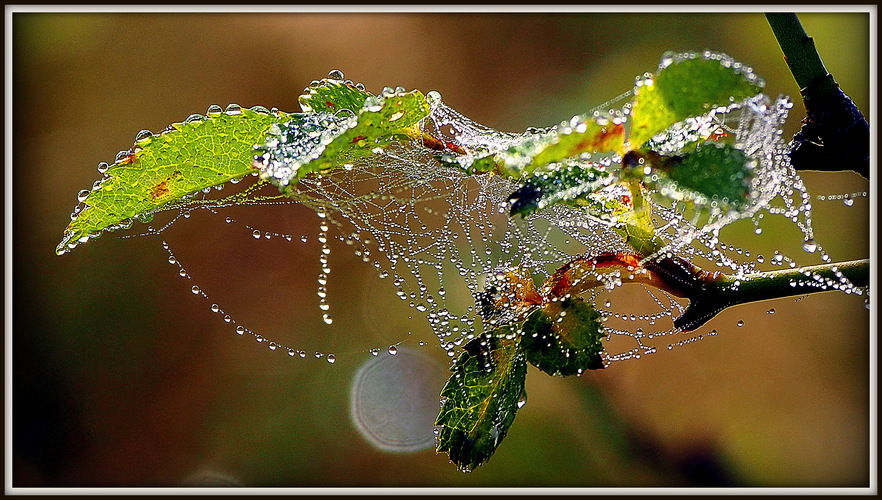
[127, 75, 867, 369]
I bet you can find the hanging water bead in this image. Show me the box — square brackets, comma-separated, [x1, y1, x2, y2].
[802, 239, 817, 253]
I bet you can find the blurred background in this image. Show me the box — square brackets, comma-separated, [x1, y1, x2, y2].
[11, 10, 871, 488]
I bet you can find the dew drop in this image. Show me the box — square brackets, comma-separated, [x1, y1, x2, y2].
[388, 345, 398, 355]
[426, 90, 442, 105]
[736, 320, 744, 327]
[191, 285, 200, 294]
[322, 313, 333, 325]
[327, 354, 336, 364]
[252, 230, 261, 239]
[802, 239, 817, 253]
[235, 325, 245, 335]
[210, 303, 220, 313]
[767, 308, 775, 314]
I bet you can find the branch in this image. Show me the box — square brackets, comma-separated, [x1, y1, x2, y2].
[765, 13, 869, 179]
[674, 259, 869, 331]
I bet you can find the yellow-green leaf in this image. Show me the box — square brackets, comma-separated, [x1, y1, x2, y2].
[57, 106, 289, 255]
[256, 89, 431, 194]
[629, 52, 764, 148]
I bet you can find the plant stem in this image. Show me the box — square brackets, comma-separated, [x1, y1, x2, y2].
[765, 13, 830, 90]
[765, 13, 870, 179]
[674, 258, 869, 331]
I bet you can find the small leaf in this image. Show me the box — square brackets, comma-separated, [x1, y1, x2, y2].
[451, 116, 626, 179]
[257, 89, 431, 194]
[529, 118, 626, 167]
[57, 106, 289, 255]
[507, 163, 665, 256]
[435, 334, 527, 472]
[299, 75, 371, 114]
[625, 142, 755, 208]
[663, 141, 754, 206]
[629, 52, 764, 149]
[507, 162, 616, 217]
[521, 298, 606, 376]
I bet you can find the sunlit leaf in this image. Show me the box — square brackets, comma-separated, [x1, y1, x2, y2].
[57, 106, 290, 255]
[256, 89, 431, 194]
[450, 116, 626, 179]
[298, 74, 371, 114]
[629, 52, 764, 148]
[435, 334, 527, 472]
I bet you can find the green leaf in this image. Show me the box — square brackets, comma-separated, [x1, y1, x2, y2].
[629, 52, 764, 149]
[521, 298, 606, 376]
[435, 334, 527, 472]
[529, 118, 626, 167]
[661, 141, 754, 206]
[298, 74, 371, 114]
[256, 88, 431, 194]
[507, 162, 615, 217]
[449, 115, 626, 179]
[57, 106, 290, 255]
[507, 163, 665, 256]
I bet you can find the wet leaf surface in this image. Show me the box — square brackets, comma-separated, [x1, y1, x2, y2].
[57, 107, 290, 254]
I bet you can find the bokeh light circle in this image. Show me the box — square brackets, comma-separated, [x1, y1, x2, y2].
[349, 346, 448, 453]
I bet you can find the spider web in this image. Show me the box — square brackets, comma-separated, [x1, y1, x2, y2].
[137, 90, 865, 366]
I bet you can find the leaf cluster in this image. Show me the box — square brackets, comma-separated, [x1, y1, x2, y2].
[57, 51, 774, 472]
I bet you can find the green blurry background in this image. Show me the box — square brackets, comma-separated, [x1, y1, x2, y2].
[12, 11, 871, 487]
